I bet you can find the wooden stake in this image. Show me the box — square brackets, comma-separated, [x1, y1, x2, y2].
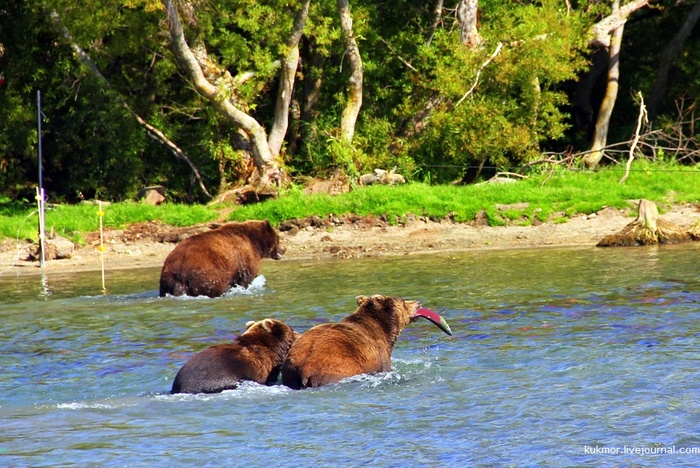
[98, 201, 106, 293]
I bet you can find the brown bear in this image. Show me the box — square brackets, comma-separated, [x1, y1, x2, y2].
[281, 295, 452, 389]
[171, 318, 299, 394]
[159, 220, 285, 297]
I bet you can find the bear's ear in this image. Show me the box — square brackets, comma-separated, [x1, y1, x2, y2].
[356, 295, 371, 307]
[245, 320, 256, 330]
[261, 318, 274, 333]
[362, 294, 386, 308]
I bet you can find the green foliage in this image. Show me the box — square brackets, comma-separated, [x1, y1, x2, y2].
[0, 0, 226, 202]
[1, 0, 698, 201]
[399, 2, 589, 183]
[327, 139, 359, 176]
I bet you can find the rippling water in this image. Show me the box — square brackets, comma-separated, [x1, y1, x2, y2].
[1, 244, 699, 466]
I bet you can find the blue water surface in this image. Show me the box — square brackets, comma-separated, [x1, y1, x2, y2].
[0, 244, 699, 467]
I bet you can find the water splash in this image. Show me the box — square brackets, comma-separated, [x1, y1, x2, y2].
[160, 275, 267, 300]
[223, 275, 266, 297]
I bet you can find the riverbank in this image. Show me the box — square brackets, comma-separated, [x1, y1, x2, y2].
[1, 202, 699, 277]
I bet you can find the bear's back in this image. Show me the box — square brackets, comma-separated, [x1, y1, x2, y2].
[171, 344, 252, 394]
[281, 323, 392, 389]
[159, 225, 263, 297]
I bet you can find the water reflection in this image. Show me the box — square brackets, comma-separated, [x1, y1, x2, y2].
[39, 274, 51, 298]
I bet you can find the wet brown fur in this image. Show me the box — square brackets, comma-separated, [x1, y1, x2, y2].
[159, 220, 285, 297]
[281, 295, 421, 389]
[171, 319, 299, 394]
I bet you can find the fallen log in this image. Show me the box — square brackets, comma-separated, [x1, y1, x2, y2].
[597, 199, 692, 247]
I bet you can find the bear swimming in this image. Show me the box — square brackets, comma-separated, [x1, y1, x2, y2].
[159, 220, 285, 297]
[281, 295, 452, 389]
[171, 318, 299, 394]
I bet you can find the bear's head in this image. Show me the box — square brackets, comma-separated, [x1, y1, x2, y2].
[250, 220, 286, 260]
[241, 318, 299, 353]
[354, 295, 452, 339]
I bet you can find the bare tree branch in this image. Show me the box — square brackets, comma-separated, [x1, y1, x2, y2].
[620, 92, 648, 184]
[455, 42, 502, 107]
[45, 9, 213, 198]
[426, 0, 444, 48]
[380, 38, 418, 72]
[544, 99, 699, 168]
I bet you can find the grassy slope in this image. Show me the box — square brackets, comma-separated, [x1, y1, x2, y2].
[2, 164, 699, 243]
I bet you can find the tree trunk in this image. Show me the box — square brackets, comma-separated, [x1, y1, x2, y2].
[572, 49, 609, 140]
[457, 0, 482, 48]
[301, 40, 325, 124]
[268, 0, 311, 157]
[588, 0, 650, 48]
[426, 0, 444, 48]
[647, 0, 700, 118]
[337, 0, 364, 143]
[161, 0, 283, 189]
[584, 0, 624, 169]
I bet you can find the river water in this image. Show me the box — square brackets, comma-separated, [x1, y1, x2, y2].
[1, 244, 699, 466]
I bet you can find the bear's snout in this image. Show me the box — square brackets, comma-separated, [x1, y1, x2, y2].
[272, 244, 286, 259]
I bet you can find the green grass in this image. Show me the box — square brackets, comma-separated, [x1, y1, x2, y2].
[2, 162, 699, 243]
[230, 163, 700, 225]
[0, 201, 219, 243]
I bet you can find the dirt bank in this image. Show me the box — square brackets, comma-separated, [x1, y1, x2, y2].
[1, 202, 699, 277]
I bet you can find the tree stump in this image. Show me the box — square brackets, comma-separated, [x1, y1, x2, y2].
[597, 199, 691, 247]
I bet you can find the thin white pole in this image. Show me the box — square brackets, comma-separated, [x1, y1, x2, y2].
[37, 91, 46, 269]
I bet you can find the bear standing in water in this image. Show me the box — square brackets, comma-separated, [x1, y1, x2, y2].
[171, 319, 299, 394]
[159, 220, 285, 298]
[281, 295, 452, 389]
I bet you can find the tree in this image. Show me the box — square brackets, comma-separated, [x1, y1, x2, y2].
[0, 0, 172, 201]
[268, 0, 311, 157]
[588, 0, 651, 48]
[400, 2, 589, 182]
[584, 0, 651, 169]
[457, 0, 481, 48]
[161, 0, 286, 191]
[585, 0, 625, 169]
[4, 0, 700, 200]
[336, 0, 364, 143]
